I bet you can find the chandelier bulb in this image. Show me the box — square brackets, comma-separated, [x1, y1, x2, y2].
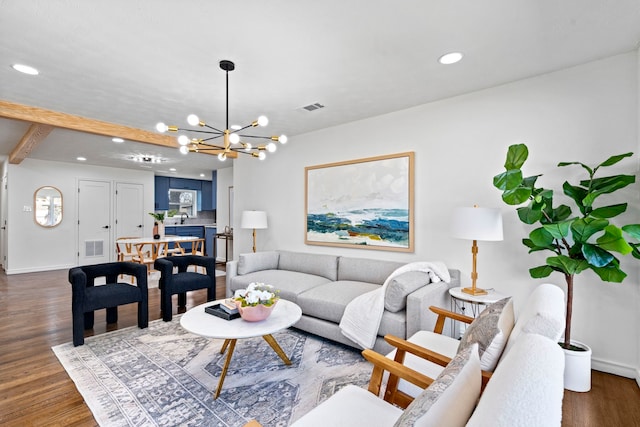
[179, 145, 189, 155]
[156, 122, 168, 133]
[244, 142, 252, 151]
[187, 114, 200, 126]
[177, 135, 190, 146]
[229, 133, 240, 144]
[258, 152, 266, 160]
[257, 115, 269, 127]
[218, 153, 227, 161]
[279, 135, 288, 144]
[266, 142, 277, 153]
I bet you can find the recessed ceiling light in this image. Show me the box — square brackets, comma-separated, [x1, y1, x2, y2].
[230, 124, 242, 130]
[169, 168, 177, 172]
[199, 173, 205, 177]
[112, 137, 124, 143]
[438, 52, 463, 65]
[76, 156, 87, 161]
[12, 64, 39, 75]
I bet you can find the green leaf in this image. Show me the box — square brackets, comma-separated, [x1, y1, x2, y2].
[493, 169, 523, 191]
[621, 224, 640, 240]
[521, 174, 541, 189]
[551, 204, 572, 222]
[571, 217, 608, 243]
[542, 220, 572, 240]
[596, 225, 633, 255]
[563, 182, 588, 214]
[529, 265, 553, 278]
[581, 243, 614, 267]
[590, 264, 627, 283]
[582, 175, 636, 207]
[502, 187, 531, 205]
[590, 203, 627, 219]
[558, 160, 592, 176]
[597, 152, 633, 168]
[505, 144, 528, 170]
[584, 175, 636, 194]
[547, 255, 590, 275]
[522, 238, 554, 253]
[517, 205, 542, 224]
[529, 227, 555, 247]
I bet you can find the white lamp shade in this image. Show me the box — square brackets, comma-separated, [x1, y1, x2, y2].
[451, 207, 503, 241]
[241, 210, 268, 229]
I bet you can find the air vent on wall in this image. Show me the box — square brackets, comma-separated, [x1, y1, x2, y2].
[301, 102, 325, 112]
[85, 240, 104, 257]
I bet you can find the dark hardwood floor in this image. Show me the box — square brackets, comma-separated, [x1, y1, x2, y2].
[0, 269, 639, 426]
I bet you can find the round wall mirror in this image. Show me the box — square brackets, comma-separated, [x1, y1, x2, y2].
[34, 186, 63, 227]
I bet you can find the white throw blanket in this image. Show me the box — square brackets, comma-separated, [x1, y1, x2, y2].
[339, 261, 451, 349]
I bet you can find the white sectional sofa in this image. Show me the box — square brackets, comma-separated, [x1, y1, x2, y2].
[226, 250, 460, 353]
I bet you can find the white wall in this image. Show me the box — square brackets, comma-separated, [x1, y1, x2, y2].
[234, 52, 640, 378]
[7, 158, 154, 274]
[215, 166, 233, 260]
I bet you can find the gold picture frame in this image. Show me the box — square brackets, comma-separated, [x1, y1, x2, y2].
[305, 152, 414, 252]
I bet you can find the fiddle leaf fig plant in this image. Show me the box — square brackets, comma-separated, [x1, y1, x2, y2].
[494, 144, 640, 350]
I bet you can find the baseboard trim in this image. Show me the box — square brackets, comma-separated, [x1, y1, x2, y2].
[592, 356, 639, 382]
[6, 264, 75, 275]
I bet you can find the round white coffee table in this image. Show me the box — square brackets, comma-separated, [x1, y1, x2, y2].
[180, 299, 302, 399]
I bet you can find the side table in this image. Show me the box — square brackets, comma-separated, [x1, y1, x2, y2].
[213, 232, 233, 266]
[448, 286, 509, 337]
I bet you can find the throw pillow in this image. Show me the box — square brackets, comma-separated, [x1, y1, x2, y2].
[237, 251, 280, 275]
[384, 271, 431, 312]
[457, 297, 514, 371]
[393, 343, 481, 427]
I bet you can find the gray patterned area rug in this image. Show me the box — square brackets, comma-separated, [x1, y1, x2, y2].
[52, 317, 373, 426]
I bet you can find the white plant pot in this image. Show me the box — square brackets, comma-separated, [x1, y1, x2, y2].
[156, 222, 165, 238]
[562, 340, 592, 392]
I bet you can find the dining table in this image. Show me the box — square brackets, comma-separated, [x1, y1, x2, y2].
[116, 235, 204, 267]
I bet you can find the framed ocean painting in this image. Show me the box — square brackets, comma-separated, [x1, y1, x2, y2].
[305, 152, 414, 252]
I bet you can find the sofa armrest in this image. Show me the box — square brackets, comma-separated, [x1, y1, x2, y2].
[225, 260, 238, 298]
[405, 269, 459, 338]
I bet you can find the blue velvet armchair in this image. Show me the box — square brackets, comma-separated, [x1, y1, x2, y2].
[154, 255, 217, 321]
[68, 262, 148, 346]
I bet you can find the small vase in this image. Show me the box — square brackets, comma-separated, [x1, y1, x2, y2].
[157, 222, 165, 238]
[235, 300, 278, 322]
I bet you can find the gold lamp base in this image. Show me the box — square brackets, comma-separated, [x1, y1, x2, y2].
[462, 286, 488, 296]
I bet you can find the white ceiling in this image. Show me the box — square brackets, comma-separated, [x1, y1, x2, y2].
[1, 0, 639, 179]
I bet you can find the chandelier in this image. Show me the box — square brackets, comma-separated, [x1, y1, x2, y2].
[155, 60, 287, 161]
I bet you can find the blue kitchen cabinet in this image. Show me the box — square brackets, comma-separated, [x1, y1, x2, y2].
[169, 178, 202, 191]
[201, 180, 213, 211]
[154, 176, 170, 210]
[175, 226, 205, 252]
[205, 227, 216, 257]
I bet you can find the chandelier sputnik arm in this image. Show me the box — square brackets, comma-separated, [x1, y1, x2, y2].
[156, 60, 287, 161]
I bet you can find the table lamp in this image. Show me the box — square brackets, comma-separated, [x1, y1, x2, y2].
[241, 210, 268, 253]
[451, 205, 503, 295]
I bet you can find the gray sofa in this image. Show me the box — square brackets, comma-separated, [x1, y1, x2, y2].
[226, 250, 460, 353]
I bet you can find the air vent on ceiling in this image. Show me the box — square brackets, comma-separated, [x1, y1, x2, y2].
[302, 102, 325, 112]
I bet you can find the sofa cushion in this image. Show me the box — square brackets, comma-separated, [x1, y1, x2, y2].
[385, 271, 431, 312]
[466, 333, 565, 427]
[457, 298, 514, 371]
[297, 280, 379, 323]
[393, 343, 481, 427]
[337, 256, 404, 284]
[229, 270, 331, 303]
[237, 251, 280, 275]
[278, 251, 339, 281]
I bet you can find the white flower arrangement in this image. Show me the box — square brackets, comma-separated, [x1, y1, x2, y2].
[234, 282, 279, 307]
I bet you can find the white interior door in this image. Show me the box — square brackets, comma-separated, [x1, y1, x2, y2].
[78, 180, 111, 265]
[115, 182, 145, 239]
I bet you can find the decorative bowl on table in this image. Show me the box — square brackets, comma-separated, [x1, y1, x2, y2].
[235, 299, 278, 322]
[234, 282, 280, 322]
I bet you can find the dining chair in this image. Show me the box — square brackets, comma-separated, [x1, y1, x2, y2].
[116, 236, 139, 282]
[132, 242, 166, 274]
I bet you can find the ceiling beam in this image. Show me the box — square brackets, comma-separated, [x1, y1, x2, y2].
[9, 123, 54, 164]
[0, 99, 182, 150]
